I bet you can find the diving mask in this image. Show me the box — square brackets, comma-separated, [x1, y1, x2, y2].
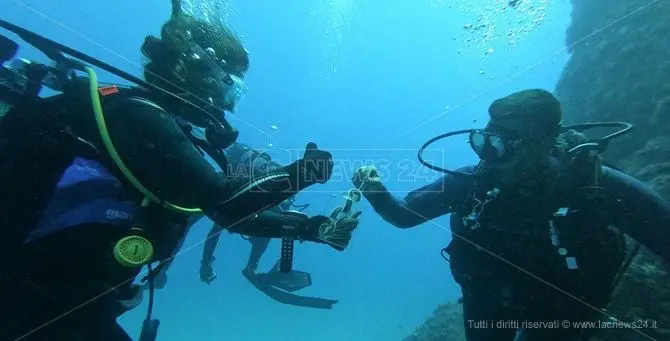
[174, 42, 244, 149]
[186, 43, 247, 113]
[219, 72, 246, 113]
[469, 130, 519, 163]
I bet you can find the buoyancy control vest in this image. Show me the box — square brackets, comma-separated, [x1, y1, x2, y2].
[24, 156, 138, 243]
[1, 83, 191, 264]
[446, 162, 626, 308]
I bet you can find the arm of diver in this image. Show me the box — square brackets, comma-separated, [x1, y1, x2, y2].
[366, 191, 445, 228]
[227, 210, 315, 239]
[103, 97, 324, 225]
[202, 222, 225, 265]
[601, 166, 670, 262]
[204, 158, 330, 226]
[365, 170, 472, 228]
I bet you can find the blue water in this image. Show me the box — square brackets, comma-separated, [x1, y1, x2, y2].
[3, 0, 572, 340]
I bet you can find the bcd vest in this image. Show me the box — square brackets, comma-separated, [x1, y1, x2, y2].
[447, 177, 626, 308]
[6, 85, 192, 263]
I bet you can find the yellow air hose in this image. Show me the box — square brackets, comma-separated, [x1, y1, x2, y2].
[85, 66, 201, 213]
[84, 66, 202, 266]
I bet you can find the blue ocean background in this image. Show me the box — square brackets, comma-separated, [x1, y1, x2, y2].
[3, 1, 571, 340]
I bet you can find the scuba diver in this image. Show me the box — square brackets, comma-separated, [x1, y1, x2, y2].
[146, 142, 361, 309]
[200, 143, 362, 309]
[0, 1, 344, 340]
[352, 89, 670, 341]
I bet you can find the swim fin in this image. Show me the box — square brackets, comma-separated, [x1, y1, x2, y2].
[242, 269, 337, 310]
[259, 269, 312, 292]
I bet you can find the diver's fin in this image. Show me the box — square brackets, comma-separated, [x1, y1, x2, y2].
[259, 269, 312, 292]
[242, 269, 337, 310]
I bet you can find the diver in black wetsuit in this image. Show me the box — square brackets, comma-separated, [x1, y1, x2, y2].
[149, 142, 360, 298]
[197, 143, 321, 284]
[0, 2, 350, 340]
[198, 143, 361, 309]
[352, 89, 670, 341]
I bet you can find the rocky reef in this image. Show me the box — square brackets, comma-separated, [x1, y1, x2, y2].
[403, 0, 670, 340]
[555, 0, 670, 338]
[402, 301, 465, 341]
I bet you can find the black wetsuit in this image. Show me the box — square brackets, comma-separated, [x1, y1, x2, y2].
[0, 86, 329, 340]
[200, 143, 319, 273]
[365, 161, 670, 341]
[199, 206, 282, 278]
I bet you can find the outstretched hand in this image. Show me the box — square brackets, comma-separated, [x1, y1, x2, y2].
[352, 166, 385, 194]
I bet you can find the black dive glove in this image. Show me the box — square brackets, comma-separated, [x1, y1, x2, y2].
[300, 142, 334, 185]
[280, 211, 325, 240]
[299, 215, 331, 240]
[283, 211, 359, 251]
[316, 210, 361, 251]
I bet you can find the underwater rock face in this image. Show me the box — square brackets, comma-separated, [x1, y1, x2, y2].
[403, 0, 670, 340]
[402, 302, 465, 341]
[556, 0, 670, 338]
